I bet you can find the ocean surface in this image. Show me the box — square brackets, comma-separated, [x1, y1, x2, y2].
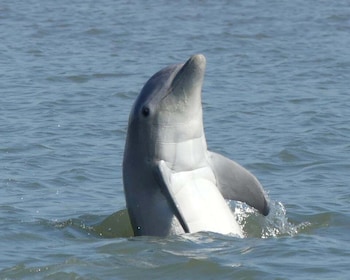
[1, 0, 350, 279]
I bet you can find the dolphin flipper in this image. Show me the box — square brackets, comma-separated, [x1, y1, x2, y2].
[208, 151, 270, 216]
[154, 161, 190, 233]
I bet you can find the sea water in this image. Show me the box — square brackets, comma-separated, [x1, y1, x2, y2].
[1, 0, 350, 279]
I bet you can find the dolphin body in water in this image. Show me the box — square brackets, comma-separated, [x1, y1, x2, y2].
[123, 54, 269, 237]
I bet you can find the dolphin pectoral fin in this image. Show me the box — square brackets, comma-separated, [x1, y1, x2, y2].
[208, 151, 270, 216]
[154, 161, 190, 233]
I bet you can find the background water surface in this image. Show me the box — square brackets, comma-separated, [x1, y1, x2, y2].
[1, 0, 350, 279]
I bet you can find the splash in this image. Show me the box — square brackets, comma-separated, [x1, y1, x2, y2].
[234, 200, 310, 238]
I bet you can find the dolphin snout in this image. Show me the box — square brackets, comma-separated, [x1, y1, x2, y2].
[187, 54, 206, 70]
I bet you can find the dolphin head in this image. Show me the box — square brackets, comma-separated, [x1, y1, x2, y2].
[123, 54, 208, 235]
[125, 54, 207, 170]
[130, 54, 206, 131]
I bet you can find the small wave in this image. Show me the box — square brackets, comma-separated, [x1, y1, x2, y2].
[51, 201, 311, 240]
[51, 210, 134, 239]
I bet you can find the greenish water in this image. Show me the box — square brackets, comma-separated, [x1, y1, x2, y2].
[1, 0, 350, 279]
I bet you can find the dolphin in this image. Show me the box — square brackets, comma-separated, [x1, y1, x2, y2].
[123, 54, 269, 237]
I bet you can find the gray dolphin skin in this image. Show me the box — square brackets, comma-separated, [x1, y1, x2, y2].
[123, 54, 269, 237]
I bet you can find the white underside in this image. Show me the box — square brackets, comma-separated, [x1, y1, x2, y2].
[168, 166, 243, 237]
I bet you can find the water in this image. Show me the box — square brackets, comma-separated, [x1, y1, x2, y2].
[1, 0, 350, 279]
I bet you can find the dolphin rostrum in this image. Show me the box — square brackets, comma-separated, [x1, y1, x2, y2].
[123, 54, 269, 237]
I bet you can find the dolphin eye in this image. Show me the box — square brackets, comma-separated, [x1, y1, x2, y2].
[142, 106, 150, 117]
